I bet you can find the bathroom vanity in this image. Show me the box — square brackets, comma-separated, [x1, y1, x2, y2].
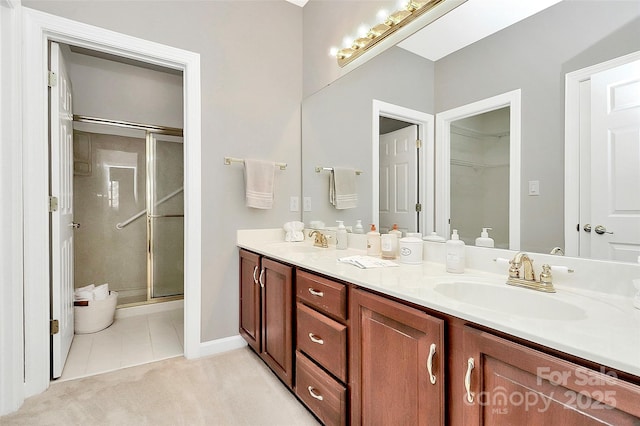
[238, 229, 640, 425]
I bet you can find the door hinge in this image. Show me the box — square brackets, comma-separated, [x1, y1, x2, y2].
[49, 196, 59, 212]
[416, 139, 422, 149]
[50, 319, 59, 335]
[47, 71, 57, 88]
[415, 203, 422, 212]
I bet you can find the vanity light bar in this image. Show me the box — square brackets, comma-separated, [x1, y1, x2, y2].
[335, 0, 445, 67]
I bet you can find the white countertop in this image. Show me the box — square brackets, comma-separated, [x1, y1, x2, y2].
[238, 229, 640, 378]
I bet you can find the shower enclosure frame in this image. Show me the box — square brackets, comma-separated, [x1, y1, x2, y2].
[74, 114, 185, 306]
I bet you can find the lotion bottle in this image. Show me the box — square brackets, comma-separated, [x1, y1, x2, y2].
[366, 224, 381, 256]
[336, 220, 348, 250]
[475, 227, 495, 248]
[389, 224, 403, 256]
[446, 229, 465, 273]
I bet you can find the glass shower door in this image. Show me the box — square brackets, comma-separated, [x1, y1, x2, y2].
[147, 133, 184, 299]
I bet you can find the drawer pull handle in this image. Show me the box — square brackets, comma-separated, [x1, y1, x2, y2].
[427, 343, 437, 385]
[308, 333, 324, 345]
[252, 266, 259, 284]
[307, 386, 324, 401]
[258, 269, 265, 288]
[308, 288, 324, 297]
[465, 357, 475, 403]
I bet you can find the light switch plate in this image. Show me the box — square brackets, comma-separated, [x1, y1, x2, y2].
[289, 196, 299, 212]
[528, 180, 540, 196]
[303, 197, 312, 212]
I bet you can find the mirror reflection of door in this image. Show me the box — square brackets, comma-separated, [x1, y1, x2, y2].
[583, 59, 640, 262]
[450, 107, 510, 247]
[379, 118, 419, 235]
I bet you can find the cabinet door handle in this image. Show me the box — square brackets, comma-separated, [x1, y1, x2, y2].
[307, 386, 324, 401]
[427, 343, 437, 385]
[308, 333, 324, 345]
[465, 357, 475, 403]
[308, 288, 324, 297]
[258, 269, 265, 288]
[252, 266, 259, 284]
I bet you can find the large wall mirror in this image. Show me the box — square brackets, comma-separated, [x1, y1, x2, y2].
[301, 0, 640, 262]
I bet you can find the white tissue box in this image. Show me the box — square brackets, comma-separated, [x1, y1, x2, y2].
[74, 291, 118, 334]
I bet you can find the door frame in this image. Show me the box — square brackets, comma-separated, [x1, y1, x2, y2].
[372, 100, 434, 235]
[564, 50, 640, 257]
[435, 89, 521, 249]
[21, 8, 202, 398]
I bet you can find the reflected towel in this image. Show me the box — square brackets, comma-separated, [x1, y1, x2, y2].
[330, 167, 357, 209]
[244, 159, 276, 209]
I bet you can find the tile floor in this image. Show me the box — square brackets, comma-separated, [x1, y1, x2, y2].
[57, 307, 184, 382]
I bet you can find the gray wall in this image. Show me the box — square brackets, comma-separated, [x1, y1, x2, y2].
[302, 46, 434, 229]
[24, 0, 303, 342]
[434, 0, 640, 253]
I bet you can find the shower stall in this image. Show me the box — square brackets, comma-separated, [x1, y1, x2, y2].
[73, 116, 184, 306]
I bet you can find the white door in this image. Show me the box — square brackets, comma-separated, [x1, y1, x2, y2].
[589, 59, 640, 262]
[379, 125, 418, 234]
[50, 42, 75, 378]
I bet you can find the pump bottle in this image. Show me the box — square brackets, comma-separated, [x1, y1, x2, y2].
[336, 220, 348, 250]
[475, 227, 495, 248]
[366, 224, 381, 256]
[446, 229, 466, 273]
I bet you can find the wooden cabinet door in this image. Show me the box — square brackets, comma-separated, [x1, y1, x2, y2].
[350, 288, 445, 425]
[239, 249, 261, 353]
[462, 326, 640, 425]
[261, 257, 294, 389]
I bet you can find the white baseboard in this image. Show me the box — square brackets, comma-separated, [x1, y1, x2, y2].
[197, 335, 247, 358]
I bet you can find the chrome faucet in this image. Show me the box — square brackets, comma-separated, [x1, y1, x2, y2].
[309, 230, 328, 248]
[506, 252, 555, 293]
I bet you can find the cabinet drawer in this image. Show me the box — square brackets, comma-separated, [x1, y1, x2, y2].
[297, 303, 347, 382]
[296, 270, 347, 320]
[296, 351, 347, 426]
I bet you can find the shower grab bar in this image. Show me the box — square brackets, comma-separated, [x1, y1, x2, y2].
[116, 187, 184, 230]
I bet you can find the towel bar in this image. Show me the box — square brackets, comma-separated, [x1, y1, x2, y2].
[224, 156, 287, 170]
[315, 166, 363, 175]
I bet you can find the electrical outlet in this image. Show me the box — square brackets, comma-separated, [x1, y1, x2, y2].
[303, 197, 312, 212]
[289, 196, 299, 212]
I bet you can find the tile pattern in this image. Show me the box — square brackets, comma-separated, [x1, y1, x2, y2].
[59, 308, 183, 381]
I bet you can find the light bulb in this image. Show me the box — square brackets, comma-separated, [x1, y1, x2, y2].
[376, 9, 388, 21]
[357, 24, 369, 38]
[329, 47, 339, 57]
[342, 36, 354, 48]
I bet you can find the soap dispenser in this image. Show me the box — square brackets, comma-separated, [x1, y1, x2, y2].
[475, 228, 495, 248]
[446, 229, 465, 273]
[366, 224, 381, 256]
[336, 220, 348, 250]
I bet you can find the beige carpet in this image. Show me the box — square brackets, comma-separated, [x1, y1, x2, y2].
[1, 347, 320, 426]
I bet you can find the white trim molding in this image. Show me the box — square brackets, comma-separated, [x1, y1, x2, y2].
[20, 7, 202, 405]
[372, 100, 435, 235]
[199, 335, 248, 358]
[0, 0, 25, 416]
[435, 89, 521, 249]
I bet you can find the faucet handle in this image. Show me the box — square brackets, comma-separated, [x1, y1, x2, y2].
[540, 264, 552, 285]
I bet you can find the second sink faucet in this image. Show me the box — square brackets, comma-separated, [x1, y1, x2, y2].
[507, 252, 556, 293]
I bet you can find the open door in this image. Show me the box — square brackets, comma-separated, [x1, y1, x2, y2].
[50, 42, 75, 379]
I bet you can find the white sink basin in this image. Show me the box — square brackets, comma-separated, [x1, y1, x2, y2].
[434, 281, 587, 321]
